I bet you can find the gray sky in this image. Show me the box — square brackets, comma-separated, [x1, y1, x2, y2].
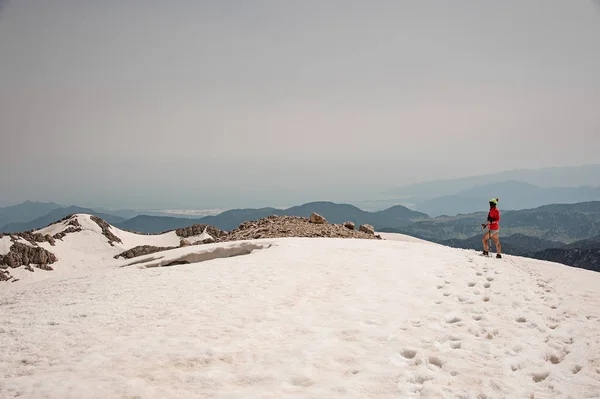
[1, 0, 599, 209]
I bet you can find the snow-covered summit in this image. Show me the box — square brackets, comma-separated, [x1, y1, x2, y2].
[2, 214, 600, 397]
[1, 231, 600, 398]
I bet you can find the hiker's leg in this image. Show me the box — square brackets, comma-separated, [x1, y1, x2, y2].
[492, 232, 501, 254]
[482, 232, 490, 252]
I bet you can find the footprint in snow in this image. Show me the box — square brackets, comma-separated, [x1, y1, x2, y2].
[532, 371, 550, 383]
[428, 356, 444, 369]
[400, 348, 418, 359]
[545, 353, 564, 365]
[446, 315, 462, 324]
[450, 341, 461, 349]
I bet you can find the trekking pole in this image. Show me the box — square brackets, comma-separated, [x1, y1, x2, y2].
[488, 225, 492, 257]
[481, 222, 487, 256]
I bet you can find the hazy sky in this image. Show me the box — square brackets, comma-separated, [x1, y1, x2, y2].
[1, 0, 599, 209]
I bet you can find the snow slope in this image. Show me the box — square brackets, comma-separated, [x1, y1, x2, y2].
[377, 231, 436, 244]
[1, 236, 599, 398]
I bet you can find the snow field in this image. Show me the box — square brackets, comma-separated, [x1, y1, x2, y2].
[1, 237, 599, 398]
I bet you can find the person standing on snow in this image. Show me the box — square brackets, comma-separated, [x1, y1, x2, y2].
[482, 198, 502, 258]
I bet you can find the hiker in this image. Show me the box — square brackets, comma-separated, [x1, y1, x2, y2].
[482, 198, 502, 258]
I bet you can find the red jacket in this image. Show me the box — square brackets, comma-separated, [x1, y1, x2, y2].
[488, 207, 500, 230]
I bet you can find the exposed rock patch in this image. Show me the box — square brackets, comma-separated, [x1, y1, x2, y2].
[53, 226, 81, 241]
[115, 245, 177, 260]
[0, 242, 57, 270]
[53, 217, 83, 240]
[218, 215, 382, 242]
[175, 224, 227, 240]
[50, 214, 81, 227]
[194, 237, 217, 245]
[0, 233, 60, 281]
[2, 232, 56, 246]
[0, 269, 10, 281]
[91, 215, 123, 246]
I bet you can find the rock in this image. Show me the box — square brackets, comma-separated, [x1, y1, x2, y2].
[180, 239, 191, 247]
[114, 245, 177, 259]
[309, 212, 327, 224]
[0, 270, 10, 281]
[359, 224, 375, 235]
[343, 221, 355, 230]
[90, 215, 123, 246]
[176, 224, 227, 239]
[53, 226, 81, 240]
[0, 242, 58, 269]
[219, 215, 381, 243]
[194, 238, 215, 245]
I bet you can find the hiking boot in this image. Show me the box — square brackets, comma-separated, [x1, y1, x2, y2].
[496, 254, 502, 259]
[482, 251, 489, 256]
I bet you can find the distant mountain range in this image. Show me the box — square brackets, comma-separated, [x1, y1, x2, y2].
[0, 201, 62, 227]
[0, 206, 125, 233]
[115, 202, 428, 233]
[386, 164, 600, 199]
[0, 201, 427, 234]
[386, 201, 600, 244]
[412, 181, 600, 217]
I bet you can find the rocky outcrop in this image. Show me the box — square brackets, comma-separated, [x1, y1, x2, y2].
[91, 215, 123, 246]
[344, 221, 355, 230]
[53, 226, 81, 241]
[53, 217, 83, 240]
[175, 224, 227, 240]
[359, 224, 375, 235]
[309, 212, 327, 224]
[219, 215, 381, 242]
[0, 269, 10, 281]
[195, 237, 216, 245]
[2, 232, 56, 246]
[114, 245, 177, 260]
[0, 242, 57, 270]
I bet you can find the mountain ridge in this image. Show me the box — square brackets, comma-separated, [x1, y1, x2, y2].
[115, 201, 428, 233]
[412, 180, 600, 217]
